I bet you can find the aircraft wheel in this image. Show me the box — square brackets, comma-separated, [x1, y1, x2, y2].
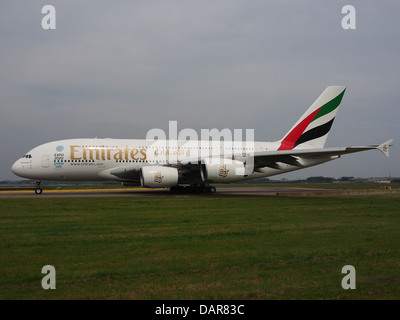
[209, 186, 216, 193]
[35, 188, 43, 195]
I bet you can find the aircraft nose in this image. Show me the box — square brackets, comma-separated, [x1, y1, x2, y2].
[11, 159, 22, 177]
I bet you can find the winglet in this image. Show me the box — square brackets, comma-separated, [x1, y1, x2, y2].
[377, 139, 393, 158]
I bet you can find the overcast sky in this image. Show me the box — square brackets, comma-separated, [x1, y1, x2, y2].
[1, 0, 398, 180]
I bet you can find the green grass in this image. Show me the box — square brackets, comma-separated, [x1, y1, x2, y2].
[1, 195, 399, 299]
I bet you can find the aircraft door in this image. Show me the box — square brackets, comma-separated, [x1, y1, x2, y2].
[42, 155, 50, 168]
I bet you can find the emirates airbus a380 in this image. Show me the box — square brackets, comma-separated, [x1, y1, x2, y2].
[11, 86, 393, 194]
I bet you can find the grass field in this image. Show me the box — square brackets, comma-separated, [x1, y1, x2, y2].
[1, 193, 399, 299]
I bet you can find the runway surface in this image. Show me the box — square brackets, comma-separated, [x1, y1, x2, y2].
[1, 186, 398, 198]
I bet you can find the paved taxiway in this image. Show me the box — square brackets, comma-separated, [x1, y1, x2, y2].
[1, 186, 398, 198]
[0, 187, 288, 198]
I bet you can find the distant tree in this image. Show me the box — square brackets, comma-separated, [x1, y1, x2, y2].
[306, 176, 334, 183]
[339, 176, 355, 181]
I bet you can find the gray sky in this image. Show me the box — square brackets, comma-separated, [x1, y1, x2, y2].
[1, 0, 399, 180]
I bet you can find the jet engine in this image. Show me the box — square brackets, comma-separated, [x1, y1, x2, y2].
[200, 160, 245, 183]
[140, 166, 179, 188]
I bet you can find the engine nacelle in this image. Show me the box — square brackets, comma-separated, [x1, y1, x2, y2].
[201, 160, 245, 183]
[140, 166, 178, 188]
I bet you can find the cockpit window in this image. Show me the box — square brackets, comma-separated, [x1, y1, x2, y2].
[23, 154, 32, 158]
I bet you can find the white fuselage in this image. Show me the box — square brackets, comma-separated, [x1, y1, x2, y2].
[11, 138, 318, 185]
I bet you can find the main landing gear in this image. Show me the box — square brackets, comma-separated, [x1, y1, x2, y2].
[34, 181, 43, 194]
[170, 185, 216, 194]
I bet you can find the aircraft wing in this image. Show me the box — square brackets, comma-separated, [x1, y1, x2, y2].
[251, 139, 393, 169]
[251, 139, 393, 170]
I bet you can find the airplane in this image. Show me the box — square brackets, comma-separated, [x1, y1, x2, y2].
[11, 86, 393, 194]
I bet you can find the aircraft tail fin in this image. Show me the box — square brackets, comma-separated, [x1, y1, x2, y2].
[278, 86, 346, 150]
